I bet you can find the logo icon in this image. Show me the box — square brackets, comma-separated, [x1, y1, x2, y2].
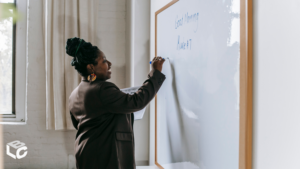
[6, 140, 28, 159]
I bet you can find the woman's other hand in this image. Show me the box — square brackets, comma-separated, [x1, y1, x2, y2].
[151, 56, 165, 72]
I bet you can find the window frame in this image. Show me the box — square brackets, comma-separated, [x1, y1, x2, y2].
[1, 0, 27, 124]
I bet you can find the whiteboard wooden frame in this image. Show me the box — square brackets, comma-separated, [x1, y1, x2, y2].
[154, 0, 253, 169]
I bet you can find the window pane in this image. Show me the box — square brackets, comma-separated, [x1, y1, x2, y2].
[0, 16, 13, 114]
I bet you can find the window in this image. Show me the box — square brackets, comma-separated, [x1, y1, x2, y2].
[0, 0, 16, 115]
[0, 0, 27, 123]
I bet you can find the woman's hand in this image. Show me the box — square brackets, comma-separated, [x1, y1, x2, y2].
[151, 56, 165, 72]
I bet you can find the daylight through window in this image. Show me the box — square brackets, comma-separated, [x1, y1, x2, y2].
[0, 0, 16, 114]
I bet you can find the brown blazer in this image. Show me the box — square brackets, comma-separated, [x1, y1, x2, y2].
[69, 69, 165, 169]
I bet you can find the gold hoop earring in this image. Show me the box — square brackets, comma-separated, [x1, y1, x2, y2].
[87, 72, 97, 82]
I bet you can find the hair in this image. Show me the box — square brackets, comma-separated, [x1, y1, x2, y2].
[65, 37, 100, 76]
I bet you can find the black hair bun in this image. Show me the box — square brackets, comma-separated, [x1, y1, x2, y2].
[65, 37, 100, 76]
[66, 37, 85, 57]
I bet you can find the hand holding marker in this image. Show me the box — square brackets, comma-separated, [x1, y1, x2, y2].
[149, 57, 168, 64]
[150, 56, 167, 72]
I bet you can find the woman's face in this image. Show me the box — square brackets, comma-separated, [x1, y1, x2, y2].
[88, 50, 112, 80]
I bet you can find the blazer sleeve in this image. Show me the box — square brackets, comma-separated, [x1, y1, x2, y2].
[99, 69, 166, 114]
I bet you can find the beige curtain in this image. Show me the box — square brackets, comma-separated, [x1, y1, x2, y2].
[43, 0, 98, 130]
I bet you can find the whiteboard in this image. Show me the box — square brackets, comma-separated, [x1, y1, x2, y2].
[156, 0, 241, 168]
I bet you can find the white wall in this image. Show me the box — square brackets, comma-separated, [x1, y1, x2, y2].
[126, 0, 152, 166]
[132, 0, 152, 166]
[2, 0, 127, 168]
[133, 0, 151, 87]
[126, 0, 133, 88]
[98, 0, 127, 89]
[253, 0, 300, 168]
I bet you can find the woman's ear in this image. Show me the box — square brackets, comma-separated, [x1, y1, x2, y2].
[86, 64, 93, 74]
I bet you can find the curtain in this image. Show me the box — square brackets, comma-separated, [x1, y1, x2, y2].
[43, 0, 98, 130]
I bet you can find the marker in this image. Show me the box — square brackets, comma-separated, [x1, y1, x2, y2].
[150, 57, 168, 64]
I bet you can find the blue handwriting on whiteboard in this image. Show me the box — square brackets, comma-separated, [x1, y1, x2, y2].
[185, 12, 199, 32]
[175, 15, 184, 29]
[185, 12, 199, 24]
[177, 36, 192, 50]
[175, 12, 199, 32]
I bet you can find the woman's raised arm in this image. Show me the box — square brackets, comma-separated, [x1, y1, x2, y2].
[99, 69, 166, 114]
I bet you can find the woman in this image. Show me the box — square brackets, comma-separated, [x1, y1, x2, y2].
[66, 37, 166, 169]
